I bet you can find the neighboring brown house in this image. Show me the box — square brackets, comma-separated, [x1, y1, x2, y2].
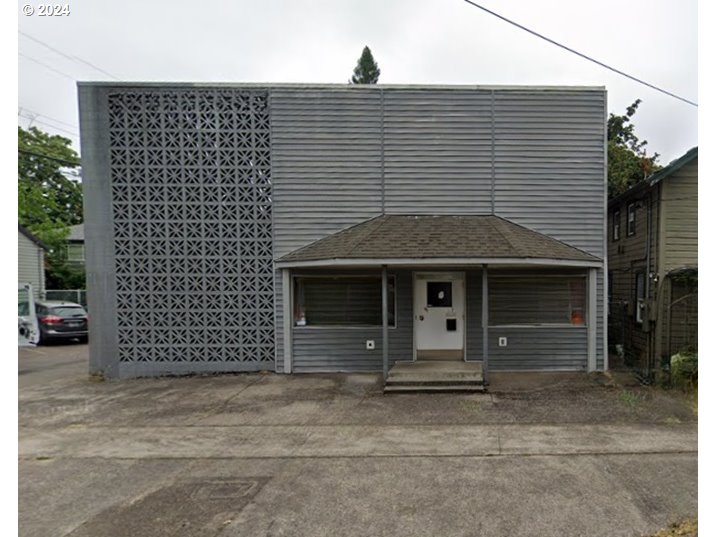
[608, 147, 697, 374]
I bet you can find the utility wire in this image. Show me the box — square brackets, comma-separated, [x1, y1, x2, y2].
[18, 106, 78, 130]
[18, 148, 81, 167]
[19, 115, 79, 137]
[19, 30, 119, 80]
[462, 0, 698, 107]
[19, 52, 75, 80]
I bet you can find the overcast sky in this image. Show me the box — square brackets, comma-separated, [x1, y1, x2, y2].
[17, 0, 698, 163]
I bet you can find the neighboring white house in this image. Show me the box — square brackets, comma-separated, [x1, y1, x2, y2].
[18, 225, 47, 298]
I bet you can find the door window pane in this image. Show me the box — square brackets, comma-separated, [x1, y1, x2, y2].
[427, 281, 452, 308]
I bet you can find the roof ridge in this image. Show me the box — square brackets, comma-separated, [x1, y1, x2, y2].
[346, 215, 389, 256]
[492, 214, 601, 261]
[488, 216, 524, 257]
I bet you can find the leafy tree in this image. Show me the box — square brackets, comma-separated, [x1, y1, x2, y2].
[607, 99, 660, 198]
[350, 46, 381, 84]
[18, 126, 85, 289]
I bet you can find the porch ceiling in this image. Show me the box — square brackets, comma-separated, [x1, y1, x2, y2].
[276, 215, 601, 268]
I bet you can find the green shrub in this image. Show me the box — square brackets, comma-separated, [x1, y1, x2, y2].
[670, 352, 698, 391]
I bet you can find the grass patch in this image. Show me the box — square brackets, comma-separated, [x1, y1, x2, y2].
[689, 388, 698, 416]
[619, 390, 645, 407]
[459, 399, 482, 413]
[644, 518, 697, 537]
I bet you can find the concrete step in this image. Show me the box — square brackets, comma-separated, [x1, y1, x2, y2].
[384, 384, 486, 393]
[386, 378, 484, 386]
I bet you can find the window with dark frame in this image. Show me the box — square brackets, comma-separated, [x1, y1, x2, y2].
[293, 275, 396, 327]
[627, 203, 637, 236]
[612, 209, 621, 241]
[489, 276, 587, 326]
[66, 243, 85, 262]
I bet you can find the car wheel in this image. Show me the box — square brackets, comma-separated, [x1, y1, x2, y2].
[78, 336, 89, 344]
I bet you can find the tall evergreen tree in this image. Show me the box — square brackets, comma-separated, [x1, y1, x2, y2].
[350, 46, 380, 84]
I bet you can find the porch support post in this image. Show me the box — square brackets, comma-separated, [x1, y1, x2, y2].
[282, 268, 293, 374]
[587, 268, 598, 372]
[381, 265, 389, 383]
[482, 264, 489, 384]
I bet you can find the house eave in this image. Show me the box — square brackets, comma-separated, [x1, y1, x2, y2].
[275, 257, 604, 269]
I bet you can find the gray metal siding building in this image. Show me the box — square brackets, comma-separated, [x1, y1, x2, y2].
[79, 83, 607, 380]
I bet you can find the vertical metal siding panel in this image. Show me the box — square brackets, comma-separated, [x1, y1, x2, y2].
[383, 90, 493, 214]
[466, 269, 483, 361]
[489, 327, 588, 370]
[493, 90, 606, 258]
[292, 269, 412, 372]
[270, 89, 383, 258]
[487, 268, 589, 370]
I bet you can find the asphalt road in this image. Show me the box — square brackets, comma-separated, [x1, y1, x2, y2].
[19, 344, 697, 537]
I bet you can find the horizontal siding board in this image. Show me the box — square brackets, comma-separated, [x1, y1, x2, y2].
[270, 89, 382, 259]
[488, 327, 588, 370]
[383, 89, 492, 215]
[292, 269, 413, 373]
[662, 159, 698, 271]
[493, 90, 606, 258]
[18, 232, 44, 295]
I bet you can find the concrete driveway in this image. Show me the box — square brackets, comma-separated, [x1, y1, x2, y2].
[19, 344, 697, 537]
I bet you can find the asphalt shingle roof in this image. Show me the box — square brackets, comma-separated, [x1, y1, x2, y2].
[278, 215, 599, 264]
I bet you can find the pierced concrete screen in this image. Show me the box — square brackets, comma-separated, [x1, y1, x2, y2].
[108, 89, 274, 367]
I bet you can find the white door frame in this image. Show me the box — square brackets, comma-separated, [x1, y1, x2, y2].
[412, 271, 467, 362]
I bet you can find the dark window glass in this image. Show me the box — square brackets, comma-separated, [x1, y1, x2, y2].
[489, 276, 586, 325]
[50, 306, 87, 318]
[294, 276, 396, 327]
[427, 281, 452, 307]
[612, 210, 621, 241]
[627, 203, 637, 236]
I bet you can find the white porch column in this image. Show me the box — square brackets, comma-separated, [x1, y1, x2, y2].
[587, 267, 598, 372]
[381, 265, 389, 382]
[281, 268, 292, 374]
[482, 264, 489, 384]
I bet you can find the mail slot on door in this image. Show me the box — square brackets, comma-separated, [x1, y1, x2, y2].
[446, 318, 457, 331]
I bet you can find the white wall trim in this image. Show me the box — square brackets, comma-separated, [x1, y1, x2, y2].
[281, 268, 292, 374]
[276, 257, 602, 269]
[587, 268, 598, 372]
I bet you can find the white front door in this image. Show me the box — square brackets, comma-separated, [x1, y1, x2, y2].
[413, 272, 465, 361]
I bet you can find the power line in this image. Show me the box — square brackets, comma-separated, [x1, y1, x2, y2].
[19, 115, 79, 137]
[462, 0, 698, 107]
[19, 52, 75, 80]
[18, 148, 81, 167]
[18, 106, 78, 130]
[19, 30, 119, 80]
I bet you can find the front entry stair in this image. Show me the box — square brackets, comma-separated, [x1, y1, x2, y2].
[384, 360, 485, 393]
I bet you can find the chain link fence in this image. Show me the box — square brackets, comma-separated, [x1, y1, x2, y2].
[45, 289, 87, 308]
